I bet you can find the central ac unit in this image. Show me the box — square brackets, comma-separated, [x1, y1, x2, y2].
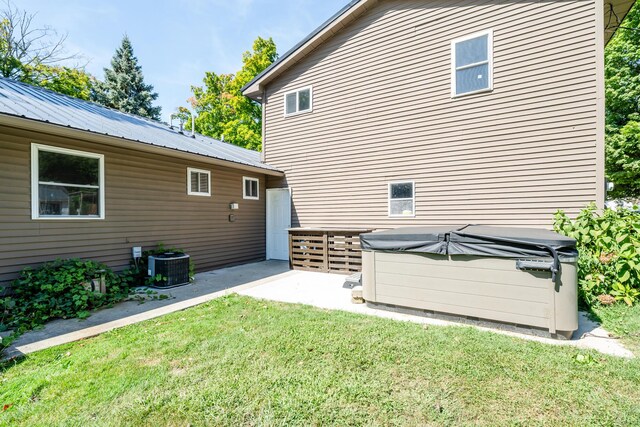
[148, 253, 190, 288]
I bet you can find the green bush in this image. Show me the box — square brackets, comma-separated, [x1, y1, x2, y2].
[8, 259, 130, 333]
[554, 204, 640, 306]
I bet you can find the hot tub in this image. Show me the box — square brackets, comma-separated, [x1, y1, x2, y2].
[360, 225, 579, 339]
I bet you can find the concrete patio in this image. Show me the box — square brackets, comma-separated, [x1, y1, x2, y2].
[3, 261, 633, 360]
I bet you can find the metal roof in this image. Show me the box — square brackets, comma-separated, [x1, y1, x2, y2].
[0, 77, 280, 172]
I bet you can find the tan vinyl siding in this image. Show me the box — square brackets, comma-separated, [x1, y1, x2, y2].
[262, 0, 602, 229]
[0, 126, 266, 287]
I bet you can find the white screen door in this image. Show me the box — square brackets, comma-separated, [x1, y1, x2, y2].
[266, 188, 291, 260]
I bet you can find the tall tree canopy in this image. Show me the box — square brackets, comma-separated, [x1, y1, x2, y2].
[605, 3, 640, 199]
[0, 1, 93, 100]
[92, 36, 161, 120]
[185, 36, 277, 150]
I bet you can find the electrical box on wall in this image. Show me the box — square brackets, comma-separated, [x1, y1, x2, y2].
[229, 214, 236, 222]
[132, 246, 142, 259]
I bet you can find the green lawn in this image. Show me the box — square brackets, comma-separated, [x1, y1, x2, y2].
[1, 295, 640, 426]
[592, 303, 640, 356]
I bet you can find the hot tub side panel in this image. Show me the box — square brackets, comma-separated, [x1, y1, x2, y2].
[364, 251, 577, 335]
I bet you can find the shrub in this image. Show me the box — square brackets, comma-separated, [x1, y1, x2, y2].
[554, 204, 640, 306]
[8, 259, 130, 333]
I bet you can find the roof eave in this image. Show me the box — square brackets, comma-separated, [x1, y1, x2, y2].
[241, 0, 378, 100]
[0, 113, 284, 176]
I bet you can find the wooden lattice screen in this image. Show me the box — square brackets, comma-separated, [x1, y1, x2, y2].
[289, 229, 371, 274]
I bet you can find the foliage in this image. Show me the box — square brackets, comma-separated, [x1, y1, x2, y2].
[554, 204, 640, 306]
[186, 36, 277, 150]
[91, 35, 161, 120]
[0, 1, 93, 101]
[591, 302, 640, 355]
[6, 259, 130, 333]
[605, 3, 640, 198]
[0, 1, 78, 80]
[23, 64, 94, 100]
[170, 106, 192, 130]
[121, 243, 195, 288]
[2, 296, 640, 425]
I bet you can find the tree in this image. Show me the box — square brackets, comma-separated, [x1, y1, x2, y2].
[23, 64, 93, 100]
[186, 37, 277, 150]
[92, 36, 161, 120]
[605, 3, 640, 198]
[0, 1, 77, 80]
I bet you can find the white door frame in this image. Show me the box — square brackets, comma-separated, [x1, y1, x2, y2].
[266, 188, 292, 261]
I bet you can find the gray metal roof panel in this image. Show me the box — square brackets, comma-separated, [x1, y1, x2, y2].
[0, 77, 279, 172]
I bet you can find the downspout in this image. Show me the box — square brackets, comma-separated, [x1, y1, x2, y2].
[261, 87, 267, 163]
[595, 0, 606, 208]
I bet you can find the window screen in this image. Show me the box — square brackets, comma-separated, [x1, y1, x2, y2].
[389, 182, 415, 217]
[284, 87, 312, 115]
[453, 32, 491, 96]
[243, 177, 259, 199]
[34, 145, 103, 218]
[188, 168, 211, 196]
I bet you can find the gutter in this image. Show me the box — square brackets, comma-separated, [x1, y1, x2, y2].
[0, 114, 285, 177]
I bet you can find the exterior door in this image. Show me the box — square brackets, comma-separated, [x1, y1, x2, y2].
[266, 188, 291, 260]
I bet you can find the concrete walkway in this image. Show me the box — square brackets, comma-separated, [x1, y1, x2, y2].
[4, 262, 632, 360]
[3, 260, 291, 360]
[239, 270, 634, 358]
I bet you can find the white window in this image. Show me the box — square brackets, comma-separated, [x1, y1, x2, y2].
[187, 167, 211, 196]
[243, 177, 259, 200]
[31, 143, 105, 220]
[284, 86, 312, 116]
[451, 30, 493, 97]
[388, 182, 415, 217]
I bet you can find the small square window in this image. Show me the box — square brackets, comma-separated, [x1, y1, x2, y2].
[243, 177, 259, 200]
[187, 167, 211, 196]
[452, 30, 493, 97]
[388, 182, 415, 217]
[284, 87, 312, 116]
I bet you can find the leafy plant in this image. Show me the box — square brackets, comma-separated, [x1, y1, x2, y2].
[554, 204, 640, 306]
[8, 259, 130, 333]
[121, 243, 195, 288]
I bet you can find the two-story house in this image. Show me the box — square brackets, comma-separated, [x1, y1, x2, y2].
[243, 0, 634, 261]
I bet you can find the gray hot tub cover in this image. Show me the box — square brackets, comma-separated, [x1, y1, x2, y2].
[359, 225, 578, 282]
[360, 225, 576, 257]
[359, 226, 457, 254]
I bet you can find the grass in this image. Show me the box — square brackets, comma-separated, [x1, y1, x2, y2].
[592, 303, 640, 356]
[1, 295, 640, 426]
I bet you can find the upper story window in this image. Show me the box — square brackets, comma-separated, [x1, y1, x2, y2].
[388, 181, 415, 217]
[243, 177, 259, 200]
[284, 86, 312, 116]
[31, 143, 105, 220]
[451, 30, 493, 97]
[187, 167, 211, 196]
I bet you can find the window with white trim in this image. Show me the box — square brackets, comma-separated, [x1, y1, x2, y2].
[31, 143, 104, 219]
[243, 177, 259, 200]
[388, 182, 415, 217]
[187, 167, 211, 196]
[452, 30, 493, 97]
[284, 87, 312, 116]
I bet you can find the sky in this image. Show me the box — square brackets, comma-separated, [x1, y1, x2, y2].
[12, 0, 348, 122]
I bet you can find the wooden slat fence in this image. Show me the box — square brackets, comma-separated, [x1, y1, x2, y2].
[289, 228, 371, 274]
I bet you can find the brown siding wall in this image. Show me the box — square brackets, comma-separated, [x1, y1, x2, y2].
[262, 0, 601, 229]
[0, 126, 267, 287]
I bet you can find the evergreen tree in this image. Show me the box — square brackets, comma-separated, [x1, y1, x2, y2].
[92, 36, 161, 120]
